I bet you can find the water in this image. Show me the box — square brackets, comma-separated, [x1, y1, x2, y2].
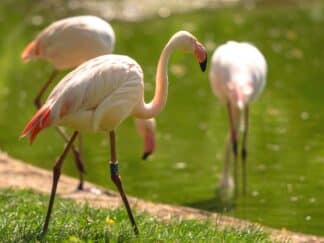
[0, 1, 323, 236]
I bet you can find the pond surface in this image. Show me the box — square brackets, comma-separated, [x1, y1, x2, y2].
[0, 1, 323, 236]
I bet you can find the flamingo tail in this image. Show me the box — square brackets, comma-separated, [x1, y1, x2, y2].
[20, 105, 52, 143]
[21, 40, 39, 61]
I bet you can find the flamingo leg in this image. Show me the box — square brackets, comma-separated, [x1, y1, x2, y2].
[78, 134, 84, 163]
[34, 69, 58, 109]
[76, 134, 85, 189]
[54, 127, 85, 190]
[42, 131, 79, 236]
[227, 102, 239, 197]
[242, 106, 249, 196]
[218, 133, 233, 200]
[109, 131, 139, 235]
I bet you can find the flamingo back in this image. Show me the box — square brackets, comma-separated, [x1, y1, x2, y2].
[28, 16, 115, 69]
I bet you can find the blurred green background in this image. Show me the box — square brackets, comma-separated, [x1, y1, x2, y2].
[0, 0, 323, 236]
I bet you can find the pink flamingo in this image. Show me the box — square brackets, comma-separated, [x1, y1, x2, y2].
[21, 15, 115, 108]
[209, 41, 267, 198]
[20, 30, 207, 235]
[21, 15, 156, 190]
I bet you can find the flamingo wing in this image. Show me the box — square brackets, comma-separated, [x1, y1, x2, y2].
[47, 54, 144, 132]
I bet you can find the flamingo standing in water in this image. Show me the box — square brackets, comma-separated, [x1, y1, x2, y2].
[21, 15, 156, 189]
[20, 30, 207, 235]
[209, 41, 267, 198]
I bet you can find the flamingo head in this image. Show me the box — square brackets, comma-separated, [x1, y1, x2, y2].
[134, 118, 156, 160]
[169, 31, 208, 72]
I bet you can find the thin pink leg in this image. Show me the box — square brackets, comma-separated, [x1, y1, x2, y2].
[42, 131, 79, 236]
[242, 106, 249, 196]
[227, 102, 239, 197]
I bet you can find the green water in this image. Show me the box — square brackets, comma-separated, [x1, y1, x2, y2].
[0, 0, 323, 236]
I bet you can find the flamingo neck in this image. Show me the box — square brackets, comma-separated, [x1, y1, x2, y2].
[133, 43, 173, 119]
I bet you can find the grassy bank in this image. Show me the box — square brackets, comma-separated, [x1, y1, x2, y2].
[0, 189, 270, 242]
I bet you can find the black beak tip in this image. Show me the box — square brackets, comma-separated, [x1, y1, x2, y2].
[199, 57, 207, 72]
[142, 152, 151, 160]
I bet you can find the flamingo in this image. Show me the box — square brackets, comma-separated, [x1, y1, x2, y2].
[21, 15, 156, 190]
[209, 41, 267, 198]
[20, 30, 207, 235]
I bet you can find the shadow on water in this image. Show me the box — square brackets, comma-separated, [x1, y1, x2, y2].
[186, 186, 236, 213]
[186, 196, 236, 213]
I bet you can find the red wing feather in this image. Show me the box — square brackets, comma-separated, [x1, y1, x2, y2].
[21, 40, 39, 61]
[20, 106, 52, 143]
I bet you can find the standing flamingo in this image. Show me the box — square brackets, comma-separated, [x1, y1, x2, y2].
[20, 30, 207, 235]
[21, 15, 156, 190]
[209, 41, 267, 198]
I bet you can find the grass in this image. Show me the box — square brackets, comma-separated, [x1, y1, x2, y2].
[0, 188, 270, 242]
[0, 0, 323, 236]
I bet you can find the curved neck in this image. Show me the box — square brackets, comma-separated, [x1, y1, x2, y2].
[133, 42, 173, 119]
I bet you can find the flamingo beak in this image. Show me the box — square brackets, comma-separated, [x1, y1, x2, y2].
[142, 151, 152, 160]
[141, 127, 155, 160]
[199, 56, 207, 72]
[194, 42, 208, 72]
